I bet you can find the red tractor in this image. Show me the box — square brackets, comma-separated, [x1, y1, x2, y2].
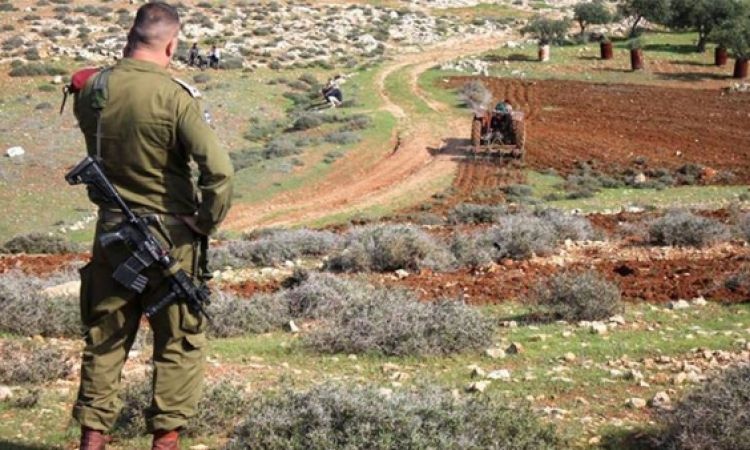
[470, 105, 526, 159]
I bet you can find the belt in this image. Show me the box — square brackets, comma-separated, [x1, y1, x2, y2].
[98, 210, 187, 226]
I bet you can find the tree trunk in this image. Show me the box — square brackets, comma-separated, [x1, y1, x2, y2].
[600, 42, 613, 60]
[734, 58, 749, 79]
[715, 47, 728, 67]
[630, 48, 644, 71]
[629, 16, 642, 37]
[538, 44, 550, 62]
[696, 30, 707, 53]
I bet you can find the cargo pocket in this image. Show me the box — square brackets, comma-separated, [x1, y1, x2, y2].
[183, 332, 207, 350]
[179, 300, 205, 335]
[78, 262, 94, 328]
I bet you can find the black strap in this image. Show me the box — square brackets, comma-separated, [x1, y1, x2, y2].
[198, 235, 212, 281]
[91, 68, 113, 160]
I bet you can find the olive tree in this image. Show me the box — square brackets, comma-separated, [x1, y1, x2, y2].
[710, 15, 750, 72]
[618, 0, 672, 36]
[520, 16, 571, 45]
[574, 1, 614, 35]
[668, 0, 746, 52]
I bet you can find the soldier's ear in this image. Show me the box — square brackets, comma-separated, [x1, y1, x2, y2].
[166, 37, 177, 59]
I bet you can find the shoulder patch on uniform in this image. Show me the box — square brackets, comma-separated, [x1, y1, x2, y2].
[172, 77, 202, 98]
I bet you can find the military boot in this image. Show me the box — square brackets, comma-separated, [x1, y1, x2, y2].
[152, 429, 180, 450]
[79, 427, 109, 450]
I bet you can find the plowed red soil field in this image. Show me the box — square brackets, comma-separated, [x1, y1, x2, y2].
[445, 77, 750, 182]
[385, 255, 749, 305]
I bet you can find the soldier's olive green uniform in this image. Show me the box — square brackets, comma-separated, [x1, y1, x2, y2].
[72, 58, 234, 432]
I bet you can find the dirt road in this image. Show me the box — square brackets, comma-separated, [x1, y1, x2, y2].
[224, 33, 511, 231]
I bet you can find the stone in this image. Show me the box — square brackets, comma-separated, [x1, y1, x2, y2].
[190, 445, 209, 450]
[41, 280, 81, 299]
[51, 75, 64, 85]
[284, 320, 300, 333]
[486, 369, 511, 380]
[466, 380, 491, 393]
[625, 397, 647, 409]
[562, 352, 576, 362]
[394, 269, 409, 279]
[0, 386, 12, 401]
[633, 173, 647, 185]
[673, 372, 688, 385]
[609, 315, 626, 325]
[529, 334, 548, 342]
[469, 365, 486, 378]
[506, 342, 524, 354]
[5, 146, 25, 158]
[649, 391, 671, 408]
[691, 296, 708, 306]
[668, 300, 691, 310]
[590, 322, 608, 335]
[484, 347, 506, 359]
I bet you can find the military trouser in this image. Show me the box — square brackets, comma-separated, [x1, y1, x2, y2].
[73, 215, 206, 433]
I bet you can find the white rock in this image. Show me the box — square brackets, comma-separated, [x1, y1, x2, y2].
[590, 322, 608, 335]
[562, 352, 576, 362]
[692, 297, 708, 306]
[669, 300, 691, 310]
[466, 380, 491, 393]
[625, 397, 647, 409]
[485, 347, 506, 359]
[5, 146, 25, 158]
[52, 75, 64, 85]
[609, 315, 626, 325]
[41, 280, 81, 299]
[649, 391, 671, 408]
[506, 342, 524, 354]
[190, 445, 209, 450]
[0, 386, 12, 401]
[284, 320, 300, 333]
[486, 369, 511, 380]
[394, 269, 409, 279]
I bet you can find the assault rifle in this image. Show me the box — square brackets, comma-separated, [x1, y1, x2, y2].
[65, 156, 211, 321]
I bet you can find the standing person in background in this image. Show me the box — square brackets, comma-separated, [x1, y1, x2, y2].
[208, 44, 220, 69]
[70, 2, 234, 449]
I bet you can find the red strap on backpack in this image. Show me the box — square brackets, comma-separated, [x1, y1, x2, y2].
[60, 67, 100, 115]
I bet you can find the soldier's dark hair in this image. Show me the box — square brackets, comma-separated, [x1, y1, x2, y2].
[127, 2, 180, 50]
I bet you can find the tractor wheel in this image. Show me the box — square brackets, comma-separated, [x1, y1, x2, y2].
[512, 116, 526, 160]
[471, 118, 482, 153]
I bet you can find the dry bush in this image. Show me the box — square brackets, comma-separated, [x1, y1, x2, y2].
[0, 341, 72, 384]
[113, 379, 248, 438]
[652, 364, 750, 450]
[304, 287, 494, 356]
[282, 272, 362, 319]
[648, 210, 729, 247]
[1, 232, 80, 254]
[325, 224, 454, 273]
[207, 292, 292, 338]
[532, 271, 622, 321]
[533, 208, 595, 241]
[225, 383, 562, 450]
[738, 213, 750, 243]
[227, 229, 341, 267]
[0, 272, 81, 337]
[485, 215, 557, 260]
[447, 203, 507, 225]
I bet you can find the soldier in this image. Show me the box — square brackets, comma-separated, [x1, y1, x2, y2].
[70, 3, 234, 450]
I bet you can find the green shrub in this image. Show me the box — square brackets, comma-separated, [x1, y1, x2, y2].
[2, 232, 80, 254]
[226, 383, 561, 449]
[532, 271, 622, 321]
[0, 272, 81, 338]
[281, 272, 361, 319]
[485, 215, 557, 260]
[305, 289, 494, 356]
[325, 224, 454, 272]
[9, 63, 67, 77]
[114, 379, 249, 438]
[0, 341, 72, 384]
[652, 364, 750, 450]
[648, 210, 728, 247]
[533, 208, 594, 242]
[262, 137, 301, 159]
[324, 131, 361, 145]
[292, 113, 322, 131]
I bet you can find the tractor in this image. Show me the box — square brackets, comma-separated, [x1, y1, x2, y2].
[470, 105, 526, 159]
